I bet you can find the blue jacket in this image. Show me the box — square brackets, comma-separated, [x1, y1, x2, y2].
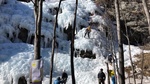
[54, 79, 61, 84]
[111, 75, 115, 84]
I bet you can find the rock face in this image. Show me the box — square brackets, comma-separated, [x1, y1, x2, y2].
[120, 1, 150, 45]
[18, 28, 28, 43]
[104, 0, 150, 45]
[63, 24, 73, 41]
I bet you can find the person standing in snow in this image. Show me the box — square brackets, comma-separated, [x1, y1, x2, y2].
[98, 68, 106, 84]
[84, 26, 91, 38]
[54, 77, 63, 84]
[110, 70, 115, 84]
[61, 70, 68, 84]
[18, 76, 27, 84]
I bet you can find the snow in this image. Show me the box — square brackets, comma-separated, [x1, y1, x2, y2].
[0, 0, 150, 84]
[123, 45, 142, 67]
[1, 43, 149, 84]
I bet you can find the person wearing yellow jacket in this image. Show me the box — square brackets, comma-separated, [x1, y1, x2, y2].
[109, 70, 115, 84]
[84, 26, 91, 38]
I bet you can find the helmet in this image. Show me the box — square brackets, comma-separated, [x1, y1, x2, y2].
[109, 54, 112, 56]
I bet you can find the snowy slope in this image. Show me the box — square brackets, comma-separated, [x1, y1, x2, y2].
[0, 0, 117, 56]
[1, 43, 150, 84]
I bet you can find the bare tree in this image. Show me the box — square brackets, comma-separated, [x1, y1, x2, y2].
[29, 0, 43, 84]
[106, 62, 110, 84]
[114, 0, 125, 84]
[110, 28, 119, 84]
[123, 14, 136, 84]
[124, 35, 136, 84]
[49, 0, 62, 84]
[109, 26, 119, 84]
[140, 39, 146, 84]
[142, 0, 150, 35]
[34, 0, 43, 60]
[70, 0, 78, 83]
[103, 8, 119, 84]
[140, 48, 144, 84]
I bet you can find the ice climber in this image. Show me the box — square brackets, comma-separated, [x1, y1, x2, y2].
[84, 26, 91, 38]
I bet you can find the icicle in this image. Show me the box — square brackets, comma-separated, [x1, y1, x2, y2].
[27, 31, 34, 44]
[44, 37, 48, 48]
[14, 29, 19, 42]
[27, 32, 32, 43]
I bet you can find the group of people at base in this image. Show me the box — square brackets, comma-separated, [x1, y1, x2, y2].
[98, 68, 116, 84]
[54, 70, 68, 84]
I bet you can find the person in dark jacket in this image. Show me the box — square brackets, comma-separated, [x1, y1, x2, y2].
[54, 77, 62, 84]
[18, 76, 27, 84]
[98, 68, 106, 84]
[61, 70, 68, 84]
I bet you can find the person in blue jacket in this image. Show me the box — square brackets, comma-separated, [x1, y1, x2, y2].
[111, 75, 115, 84]
[109, 70, 115, 84]
[54, 77, 63, 84]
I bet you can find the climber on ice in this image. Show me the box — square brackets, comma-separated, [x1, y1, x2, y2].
[84, 26, 91, 38]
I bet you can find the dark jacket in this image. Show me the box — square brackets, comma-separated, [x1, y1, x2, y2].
[98, 71, 106, 80]
[62, 72, 68, 79]
[18, 76, 27, 84]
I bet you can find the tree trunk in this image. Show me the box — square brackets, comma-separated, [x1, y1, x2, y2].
[141, 49, 144, 84]
[123, 12, 136, 84]
[127, 37, 136, 84]
[49, 0, 62, 84]
[110, 21, 118, 84]
[112, 59, 117, 84]
[32, 0, 43, 84]
[114, 0, 125, 84]
[106, 63, 110, 84]
[34, 0, 42, 60]
[114, 53, 119, 84]
[142, 0, 150, 35]
[126, 31, 136, 84]
[128, 72, 130, 84]
[70, 0, 78, 84]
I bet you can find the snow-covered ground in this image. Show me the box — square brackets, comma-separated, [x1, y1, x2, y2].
[0, 0, 150, 84]
[0, 43, 150, 84]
